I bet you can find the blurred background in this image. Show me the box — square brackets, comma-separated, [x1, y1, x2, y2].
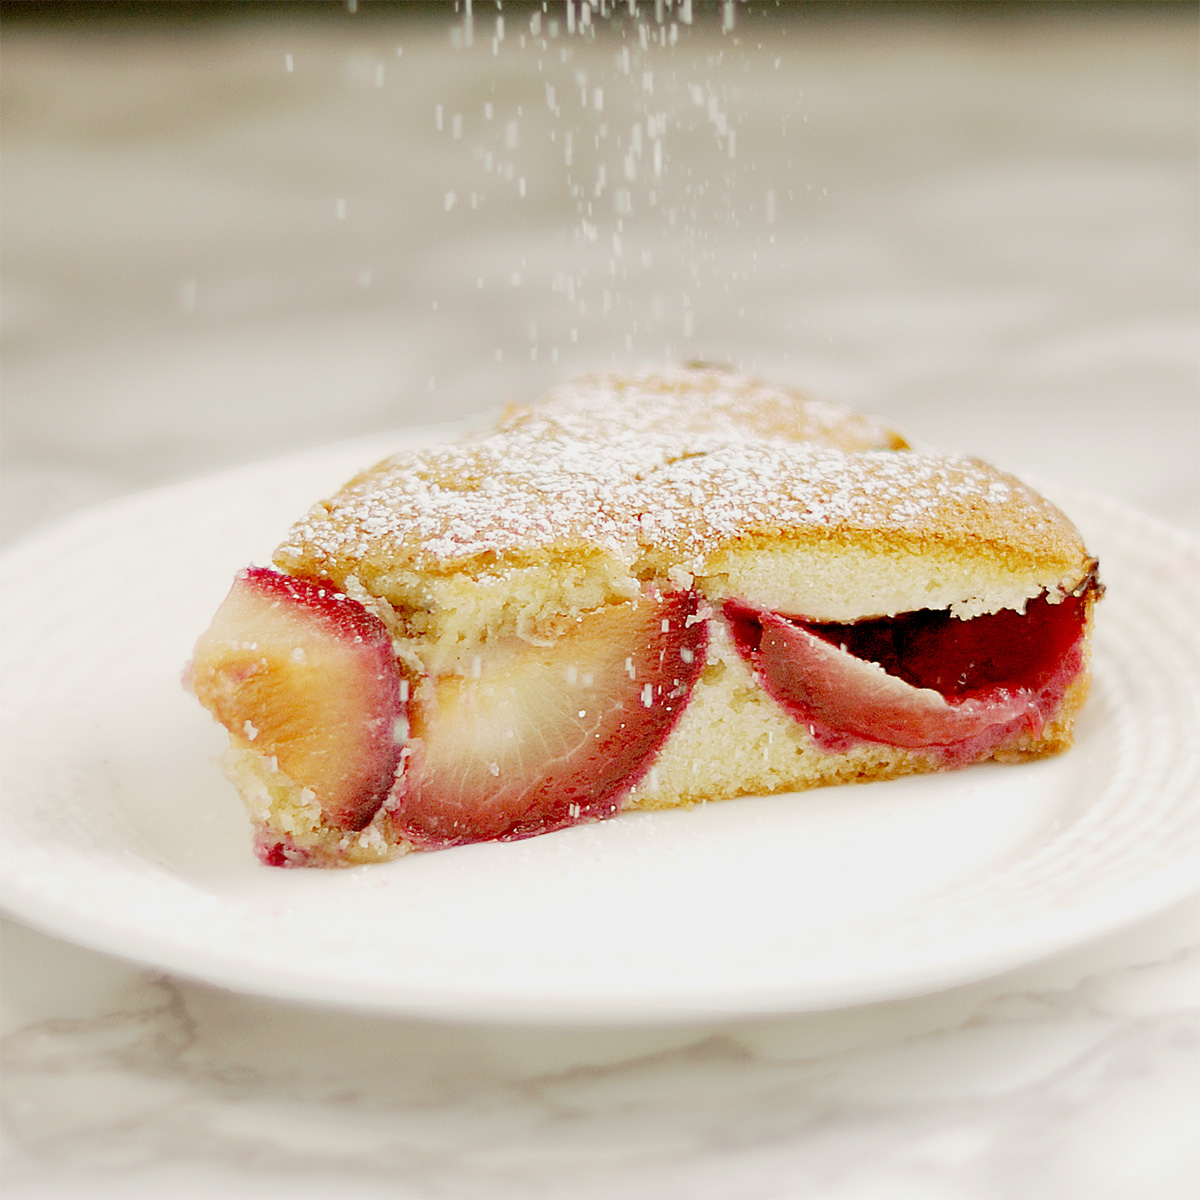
[2, 10, 1197, 1198]
[2, 1, 1197, 542]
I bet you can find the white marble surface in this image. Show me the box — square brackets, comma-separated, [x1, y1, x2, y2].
[2, 6, 1197, 1197]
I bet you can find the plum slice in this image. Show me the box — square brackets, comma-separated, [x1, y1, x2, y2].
[390, 590, 708, 847]
[725, 594, 1089, 760]
[189, 567, 405, 831]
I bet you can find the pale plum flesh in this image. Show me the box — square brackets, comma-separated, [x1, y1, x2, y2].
[189, 567, 404, 834]
[390, 590, 708, 847]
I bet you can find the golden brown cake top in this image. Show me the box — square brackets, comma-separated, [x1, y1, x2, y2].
[640, 441, 1083, 566]
[273, 368, 1092, 617]
[497, 364, 910, 451]
[276, 427, 661, 579]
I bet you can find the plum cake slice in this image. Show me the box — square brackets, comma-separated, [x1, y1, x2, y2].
[187, 366, 1101, 867]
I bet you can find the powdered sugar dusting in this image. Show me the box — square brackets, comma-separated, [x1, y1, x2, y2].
[499, 364, 908, 451]
[274, 368, 1076, 582]
[278, 426, 693, 572]
[641, 442, 1067, 564]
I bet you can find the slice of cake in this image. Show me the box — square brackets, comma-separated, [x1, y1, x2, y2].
[187, 366, 1101, 867]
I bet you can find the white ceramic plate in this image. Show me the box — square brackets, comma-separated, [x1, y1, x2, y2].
[2, 433, 1197, 1022]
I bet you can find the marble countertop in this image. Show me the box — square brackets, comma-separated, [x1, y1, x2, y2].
[2, 6, 1197, 1197]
